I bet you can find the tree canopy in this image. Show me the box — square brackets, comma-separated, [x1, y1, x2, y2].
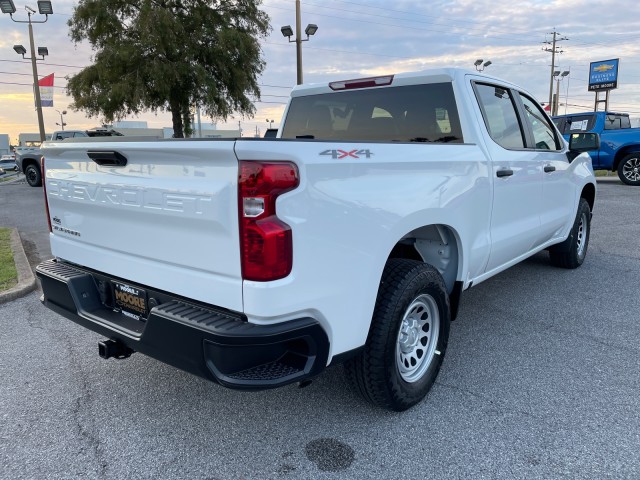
[66, 0, 270, 137]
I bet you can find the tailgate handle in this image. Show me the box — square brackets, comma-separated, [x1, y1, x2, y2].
[87, 150, 128, 167]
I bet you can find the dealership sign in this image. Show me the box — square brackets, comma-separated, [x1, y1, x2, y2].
[588, 59, 619, 91]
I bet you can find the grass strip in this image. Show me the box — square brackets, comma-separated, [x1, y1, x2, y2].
[0, 227, 18, 291]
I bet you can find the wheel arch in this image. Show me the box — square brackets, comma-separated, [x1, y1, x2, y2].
[612, 146, 640, 172]
[387, 224, 464, 319]
[581, 182, 596, 211]
[21, 157, 40, 174]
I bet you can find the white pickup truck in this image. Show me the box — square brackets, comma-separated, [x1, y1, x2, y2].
[36, 68, 598, 411]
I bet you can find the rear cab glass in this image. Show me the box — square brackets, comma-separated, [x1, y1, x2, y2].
[604, 114, 631, 130]
[281, 83, 463, 143]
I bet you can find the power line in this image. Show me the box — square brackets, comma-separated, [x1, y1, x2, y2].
[264, 3, 542, 46]
[0, 80, 66, 88]
[287, 0, 543, 42]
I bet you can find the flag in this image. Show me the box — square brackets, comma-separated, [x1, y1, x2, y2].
[38, 73, 54, 107]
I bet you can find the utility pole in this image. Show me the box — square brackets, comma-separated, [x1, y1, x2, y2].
[543, 31, 568, 110]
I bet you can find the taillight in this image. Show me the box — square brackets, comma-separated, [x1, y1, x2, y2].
[42, 157, 52, 233]
[238, 161, 299, 281]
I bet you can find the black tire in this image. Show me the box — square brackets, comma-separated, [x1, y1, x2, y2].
[549, 198, 591, 269]
[617, 153, 640, 186]
[344, 259, 450, 411]
[25, 163, 42, 187]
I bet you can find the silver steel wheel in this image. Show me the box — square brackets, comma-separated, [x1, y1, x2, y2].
[576, 211, 588, 259]
[396, 294, 440, 383]
[622, 156, 640, 182]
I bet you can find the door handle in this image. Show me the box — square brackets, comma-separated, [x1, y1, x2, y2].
[496, 169, 514, 178]
[87, 150, 128, 167]
[544, 165, 556, 173]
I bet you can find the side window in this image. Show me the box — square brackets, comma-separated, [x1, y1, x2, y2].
[518, 93, 561, 150]
[552, 117, 565, 132]
[55, 132, 74, 140]
[474, 83, 525, 149]
[562, 115, 596, 134]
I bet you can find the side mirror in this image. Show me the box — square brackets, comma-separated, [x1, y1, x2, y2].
[569, 132, 600, 153]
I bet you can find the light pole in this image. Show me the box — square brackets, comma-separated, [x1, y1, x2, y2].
[266, 119, 274, 129]
[474, 59, 492, 72]
[281, 0, 317, 85]
[55, 109, 66, 130]
[564, 70, 571, 115]
[1, 0, 53, 143]
[552, 70, 570, 116]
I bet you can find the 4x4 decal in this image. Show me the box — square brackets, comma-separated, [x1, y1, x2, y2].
[320, 149, 374, 159]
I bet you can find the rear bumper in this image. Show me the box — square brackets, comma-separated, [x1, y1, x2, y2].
[35, 259, 329, 390]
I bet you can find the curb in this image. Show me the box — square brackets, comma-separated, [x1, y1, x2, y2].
[0, 228, 37, 304]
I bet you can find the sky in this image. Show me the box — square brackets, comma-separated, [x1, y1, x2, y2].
[1, 0, 640, 144]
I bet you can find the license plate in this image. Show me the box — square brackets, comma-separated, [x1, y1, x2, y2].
[112, 281, 148, 321]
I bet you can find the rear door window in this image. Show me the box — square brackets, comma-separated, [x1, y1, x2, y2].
[474, 83, 525, 149]
[281, 83, 463, 143]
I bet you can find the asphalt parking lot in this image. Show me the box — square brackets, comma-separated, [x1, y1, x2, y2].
[1, 176, 639, 479]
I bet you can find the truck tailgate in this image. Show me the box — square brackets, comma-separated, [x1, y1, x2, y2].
[42, 140, 243, 312]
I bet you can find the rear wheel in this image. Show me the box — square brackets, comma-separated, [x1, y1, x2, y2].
[25, 163, 42, 187]
[344, 259, 450, 411]
[549, 198, 591, 269]
[617, 153, 640, 186]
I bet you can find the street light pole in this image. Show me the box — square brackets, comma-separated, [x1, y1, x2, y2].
[552, 70, 570, 116]
[55, 109, 66, 130]
[295, 0, 302, 85]
[2, 1, 54, 143]
[281, 3, 317, 85]
[564, 70, 571, 115]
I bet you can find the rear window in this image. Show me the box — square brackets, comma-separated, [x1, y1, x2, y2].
[604, 114, 631, 130]
[281, 83, 463, 143]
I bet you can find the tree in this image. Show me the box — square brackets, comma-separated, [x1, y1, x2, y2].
[66, 0, 270, 138]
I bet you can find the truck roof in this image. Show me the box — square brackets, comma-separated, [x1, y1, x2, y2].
[289, 67, 521, 98]
[553, 111, 629, 118]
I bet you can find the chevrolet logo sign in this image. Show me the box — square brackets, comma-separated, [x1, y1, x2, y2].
[593, 64, 614, 73]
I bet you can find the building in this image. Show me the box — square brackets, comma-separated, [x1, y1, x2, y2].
[0, 134, 10, 155]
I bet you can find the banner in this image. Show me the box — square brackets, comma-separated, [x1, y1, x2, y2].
[38, 73, 54, 107]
